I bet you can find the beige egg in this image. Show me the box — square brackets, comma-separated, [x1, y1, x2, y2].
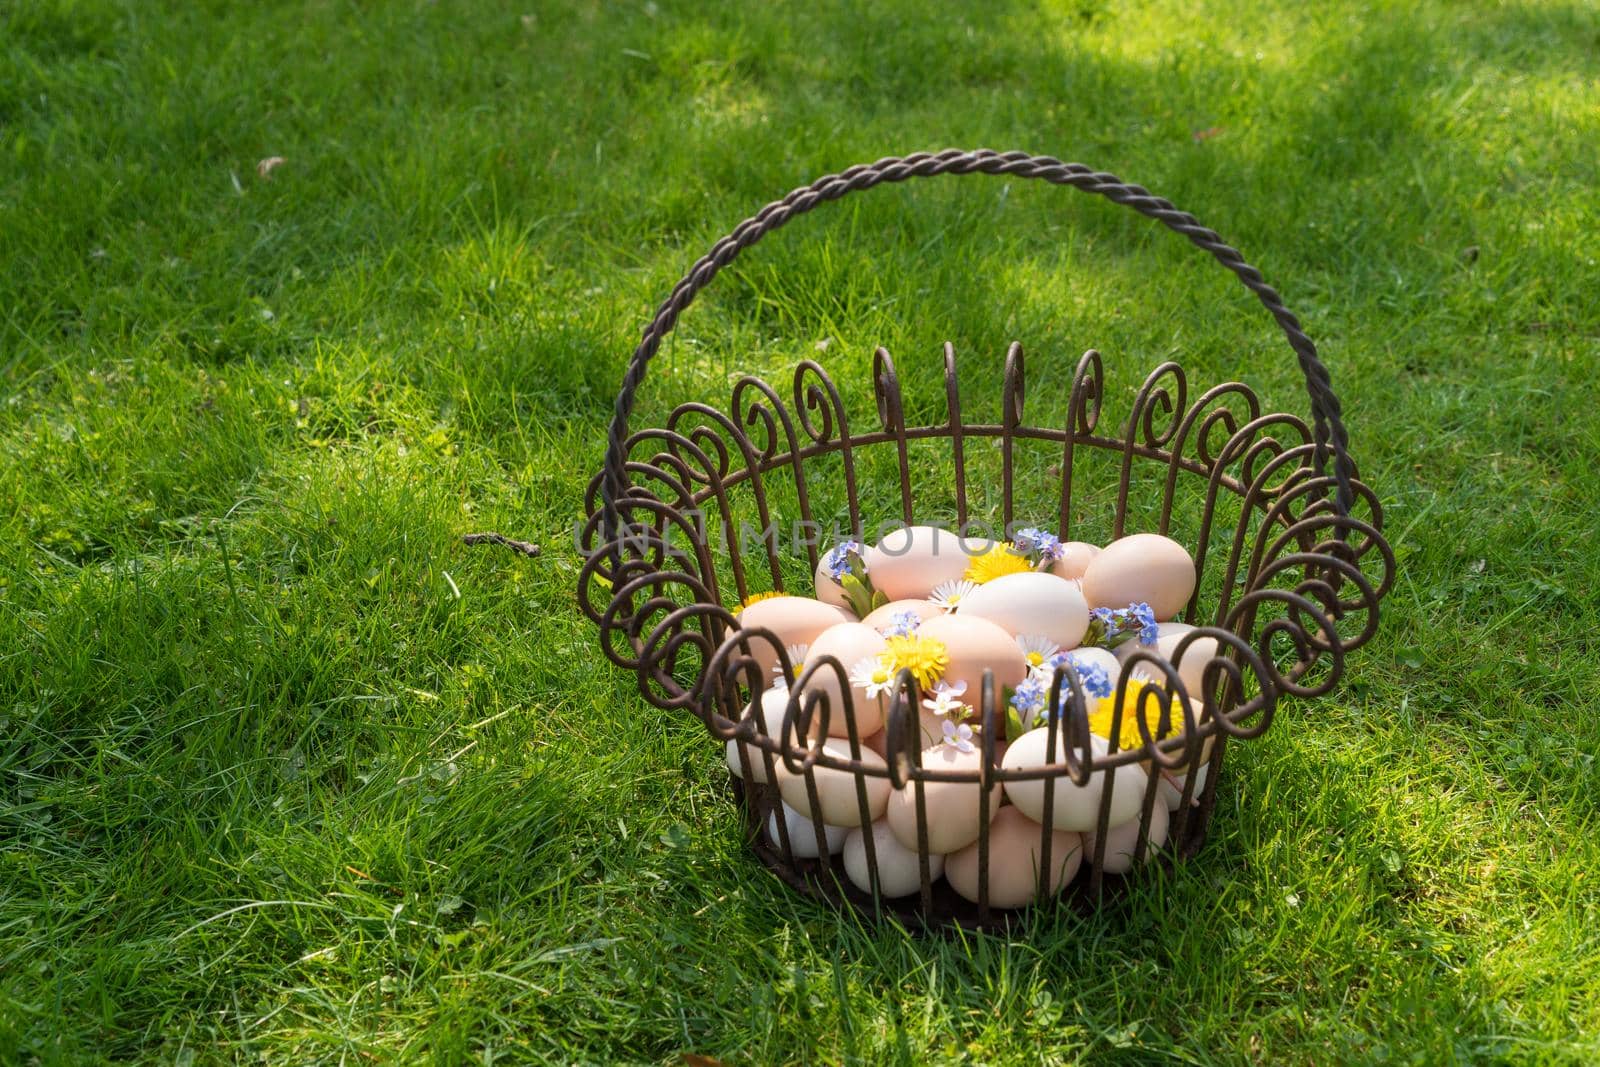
[945, 806, 1083, 908]
[734, 596, 852, 683]
[724, 686, 796, 784]
[766, 800, 847, 858]
[812, 555, 853, 613]
[1080, 533, 1197, 620]
[885, 742, 1002, 855]
[1048, 541, 1101, 581]
[1085, 801, 1169, 874]
[864, 525, 981, 601]
[869, 708, 945, 759]
[916, 708, 951, 749]
[774, 738, 891, 828]
[916, 613, 1028, 699]
[861, 599, 943, 632]
[1002, 732, 1149, 833]
[844, 819, 945, 898]
[800, 622, 889, 738]
[867, 704, 954, 766]
[1122, 622, 1223, 702]
[958, 571, 1089, 651]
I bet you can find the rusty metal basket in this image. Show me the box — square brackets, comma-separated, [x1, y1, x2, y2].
[578, 149, 1393, 930]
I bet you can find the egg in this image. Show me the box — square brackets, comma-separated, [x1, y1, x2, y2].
[1002, 732, 1149, 832]
[1116, 620, 1192, 658]
[774, 738, 891, 828]
[1048, 541, 1101, 581]
[1085, 801, 1169, 874]
[724, 686, 796, 784]
[885, 742, 1002, 855]
[1030, 646, 1122, 719]
[915, 709, 950, 749]
[870, 709, 948, 759]
[1060, 646, 1121, 683]
[1120, 622, 1223, 702]
[945, 806, 1083, 908]
[800, 621, 889, 738]
[812, 556, 853, 612]
[958, 571, 1089, 650]
[1080, 533, 1196, 620]
[766, 800, 847, 858]
[861, 599, 943, 631]
[844, 819, 945, 898]
[915, 613, 1028, 698]
[734, 596, 853, 683]
[1159, 762, 1212, 811]
[864, 525, 982, 601]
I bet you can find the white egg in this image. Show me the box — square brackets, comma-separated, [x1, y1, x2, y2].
[844, 819, 945, 898]
[724, 686, 795, 784]
[1080, 533, 1197, 620]
[864, 526, 982, 601]
[945, 806, 1083, 908]
[1002, 731, 1149, 832]
[1085, 800, 1169, 874]
[766, 801, 847, 858]
[1051, 646, 1120, 691]
[800, 621, 889, 738]
[957, 571, 1089, 651]
[884, 742, 1002, 855]
[773, 738, 891, 828]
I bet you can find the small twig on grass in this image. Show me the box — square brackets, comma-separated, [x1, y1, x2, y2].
[462, 532, 540, 557]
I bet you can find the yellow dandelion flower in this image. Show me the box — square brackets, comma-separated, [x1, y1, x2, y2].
[733, 590, 784, 615]
[878, 634, 950, 691]
[1086, 678, 1186, 750]
[963, 544, 1033, 584]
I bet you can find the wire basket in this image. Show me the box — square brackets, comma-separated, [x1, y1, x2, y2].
[578, 150, 1393, 930]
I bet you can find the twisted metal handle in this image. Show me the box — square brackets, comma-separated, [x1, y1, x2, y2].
[603, 148, 1356, 527]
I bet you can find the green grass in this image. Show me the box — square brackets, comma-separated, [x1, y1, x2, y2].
[3, 0, 1599, 1062]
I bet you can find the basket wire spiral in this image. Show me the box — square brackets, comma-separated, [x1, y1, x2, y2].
[577, 150, 1393, 930]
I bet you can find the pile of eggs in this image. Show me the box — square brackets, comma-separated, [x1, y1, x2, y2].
[724, 525, 1220, 908]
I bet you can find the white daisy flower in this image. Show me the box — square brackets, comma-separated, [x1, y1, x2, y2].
[771, 643, 809, 688]
[849, 656, 895, 700]
[941, 719, 976, 754]
[1017, 634, 1061, 675]
[922, 679, 969, 719]
[929, 578, 977, 613]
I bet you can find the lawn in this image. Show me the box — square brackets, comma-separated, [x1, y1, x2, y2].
[3, 0, 1599, 1062]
